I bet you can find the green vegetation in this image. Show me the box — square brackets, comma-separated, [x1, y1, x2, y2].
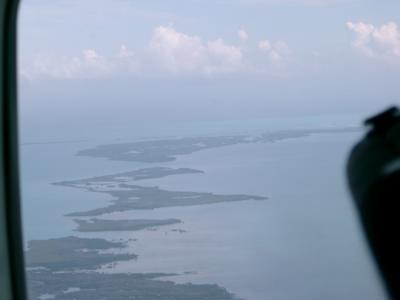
[74, 218, 181, 232]
[26, 236, 136, 271]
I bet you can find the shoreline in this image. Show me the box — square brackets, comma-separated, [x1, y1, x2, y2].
[24, 129, 366, 300]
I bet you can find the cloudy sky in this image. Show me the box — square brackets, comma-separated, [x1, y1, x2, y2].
[17, 0, 400, 137]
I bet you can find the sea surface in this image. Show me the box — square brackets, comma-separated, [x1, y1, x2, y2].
[19, 115, 388, 300]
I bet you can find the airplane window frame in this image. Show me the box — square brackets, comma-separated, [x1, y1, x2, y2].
[0, 1, 27, 300]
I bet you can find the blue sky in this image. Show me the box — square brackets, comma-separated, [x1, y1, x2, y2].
[17, 0, 400, 133]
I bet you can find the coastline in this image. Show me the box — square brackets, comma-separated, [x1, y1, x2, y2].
[23, 128, 384, 300]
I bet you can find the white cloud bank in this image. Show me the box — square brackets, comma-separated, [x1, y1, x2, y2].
[22, 46, 138, 80]
[149, 26, 244, 76]
[347, 21, 400, 59]
[21, 25, 290, 80]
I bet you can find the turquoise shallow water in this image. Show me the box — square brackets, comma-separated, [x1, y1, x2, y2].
[19, 116, 387, 300]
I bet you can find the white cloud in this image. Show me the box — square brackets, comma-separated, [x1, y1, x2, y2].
[118, 45, 135, 59]
[25, 50, 112, 79]
[21, 25, 291, 80]
[238, 29, 249, 42]
[116, 45, 140, 73]
[148, 25, 208, 74]
[259, 39, 290, 63]
[81, 49, 114, 75]
[207, 39, 243, 71]
[347, 21, 400, 59]
[22, 46, 138, 79]
[149, 25, 243, 75]
[259, 40, 271, 51]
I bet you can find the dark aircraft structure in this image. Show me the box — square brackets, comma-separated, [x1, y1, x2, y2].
[348, 107, 400, 300]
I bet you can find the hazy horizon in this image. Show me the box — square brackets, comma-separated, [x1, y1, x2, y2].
[18, 0, 400, 135]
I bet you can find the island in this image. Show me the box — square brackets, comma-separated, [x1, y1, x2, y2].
[65, 183, 267, 217]
[76, 128, 360, 163]
[56, 167, 205, 184]
[53, 167, 267, 217]
[26, 236, 136, 271]
[26, 236, 242, 300]
[74, 218, 182, 232]
[76, 135, 252, 163]
[28, 270, 241, 300]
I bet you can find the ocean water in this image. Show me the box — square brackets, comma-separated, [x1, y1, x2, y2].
[19, 116, 387, 300]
